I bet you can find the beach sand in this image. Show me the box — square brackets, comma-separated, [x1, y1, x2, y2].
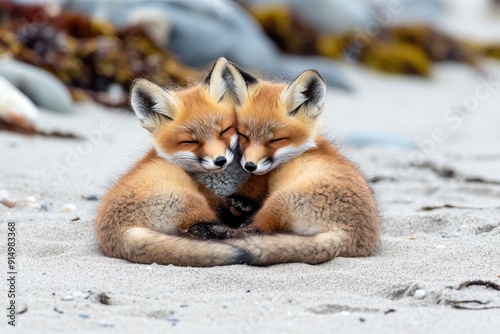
[1, 60, 499, 333]
[2, 0, 500, 331]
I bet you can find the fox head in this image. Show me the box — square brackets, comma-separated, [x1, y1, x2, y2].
[226, 63, 327, 175]
[130, 57, 238, 173]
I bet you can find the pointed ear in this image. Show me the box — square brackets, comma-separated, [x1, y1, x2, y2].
[226, 62, 258, 105]
[130, 79, 178, 131]
[204, 57, 232, 102]
[282, 70, 326, 119]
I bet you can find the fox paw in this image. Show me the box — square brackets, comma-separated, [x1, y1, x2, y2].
[217, 195, 258, 228]
[227, 195, 256, 215]
[188, 222, 230, 240]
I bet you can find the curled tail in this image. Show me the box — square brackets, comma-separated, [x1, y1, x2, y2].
[226, 231, 351, 266]
[118, 227, 250, 267]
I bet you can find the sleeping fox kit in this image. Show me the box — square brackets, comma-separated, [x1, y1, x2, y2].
[94, 57, 381, 266]
[95, 58, 250, 267]
[220, 62, 381, 265]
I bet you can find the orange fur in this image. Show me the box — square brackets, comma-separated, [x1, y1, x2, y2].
[94, 58, 250, 267]
[225, 65, 382, 265]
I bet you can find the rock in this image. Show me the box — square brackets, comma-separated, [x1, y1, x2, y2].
[414, 289, 426, 299]
[247, 0, 371, 33]
[21, 196, 42, 210]
[127, 7, 172, 48]
[62, 203, 77, 213]
[0, 75, 39, 130]
[0, 58, 73, 114]
[83, 194, 99, 201]
[25, 196, 37, 202]
[367, 0, 446, 24]
[0, 190, 17, 208]
[64, 0, 352, 90]
[62, 295, 74, 301]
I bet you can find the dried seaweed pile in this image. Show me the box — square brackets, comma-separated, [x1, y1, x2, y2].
[250, 6, 500, 76]
[0, 3, 200, 107]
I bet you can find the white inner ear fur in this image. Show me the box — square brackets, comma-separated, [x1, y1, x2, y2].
[226, 63, 250, 105]
[207, 57, 229, 102]
[281, 70, 326, 119]
[130, 79, 178, 131]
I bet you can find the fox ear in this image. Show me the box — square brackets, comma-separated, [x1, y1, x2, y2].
[130, 79, 178, 131]
[204, 57, 232, 103]
[226, 62, 258, 105]
[282, 70, 326, 119]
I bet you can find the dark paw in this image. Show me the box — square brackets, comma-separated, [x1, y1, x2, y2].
[217, 194, 258, 228]
[188, 222, 230, 240]
[227, 195, 256, 214]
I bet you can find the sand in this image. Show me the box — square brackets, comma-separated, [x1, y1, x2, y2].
[1, 60, 499, 333]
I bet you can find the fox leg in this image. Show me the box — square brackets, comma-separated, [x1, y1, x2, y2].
[217, 174, 269, 227]
[176, 192, 230, 240]
[227, 189, 287, 238]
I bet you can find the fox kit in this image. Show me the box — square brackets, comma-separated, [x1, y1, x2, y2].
[94, 58, 250, 267]
[222, 63, 381, 265]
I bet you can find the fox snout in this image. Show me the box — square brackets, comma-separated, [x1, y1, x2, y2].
[201, 153, 232, 171]
[201, 140, 234, 171]
[243, 161, 257, 172]
[240, 144, 272, 174]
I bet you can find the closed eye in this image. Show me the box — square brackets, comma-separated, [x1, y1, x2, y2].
[180, 140, 198, 145]
[237, 132, 249, 141]
[270, 138, 287, 143]
[220, 126, 232, 136]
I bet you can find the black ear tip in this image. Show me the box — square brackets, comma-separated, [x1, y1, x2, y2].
[304, 69, 326, 85]
[228, 62, 258, 86]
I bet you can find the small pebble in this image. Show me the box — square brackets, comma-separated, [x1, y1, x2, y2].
[73, 291, 90, 299]
[414, 289, 426, 299]
[25, 196, 37, 202]
[442, 231, 461, 238]
[79, 314, 90, 319]
[41, 204, 49, 211]
[83, 194, 99, 201]
[24, 202, 42, 210]
[63, 203, 77, 213]
[21, 196, 41, 210]
[62, 295, 74, 301]
[0, 190, 17, 208]
[97, 320, 114, 328]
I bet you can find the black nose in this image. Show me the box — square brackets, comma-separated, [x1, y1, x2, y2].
[244, 162, 257, 172]
[214, 156, 227, 167]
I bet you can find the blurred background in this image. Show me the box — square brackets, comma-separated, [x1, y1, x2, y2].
[1, 0, 499, 146]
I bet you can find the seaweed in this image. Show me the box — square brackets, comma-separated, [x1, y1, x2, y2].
[249, 6, 489, 77]
[0, 2, 200, 108]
